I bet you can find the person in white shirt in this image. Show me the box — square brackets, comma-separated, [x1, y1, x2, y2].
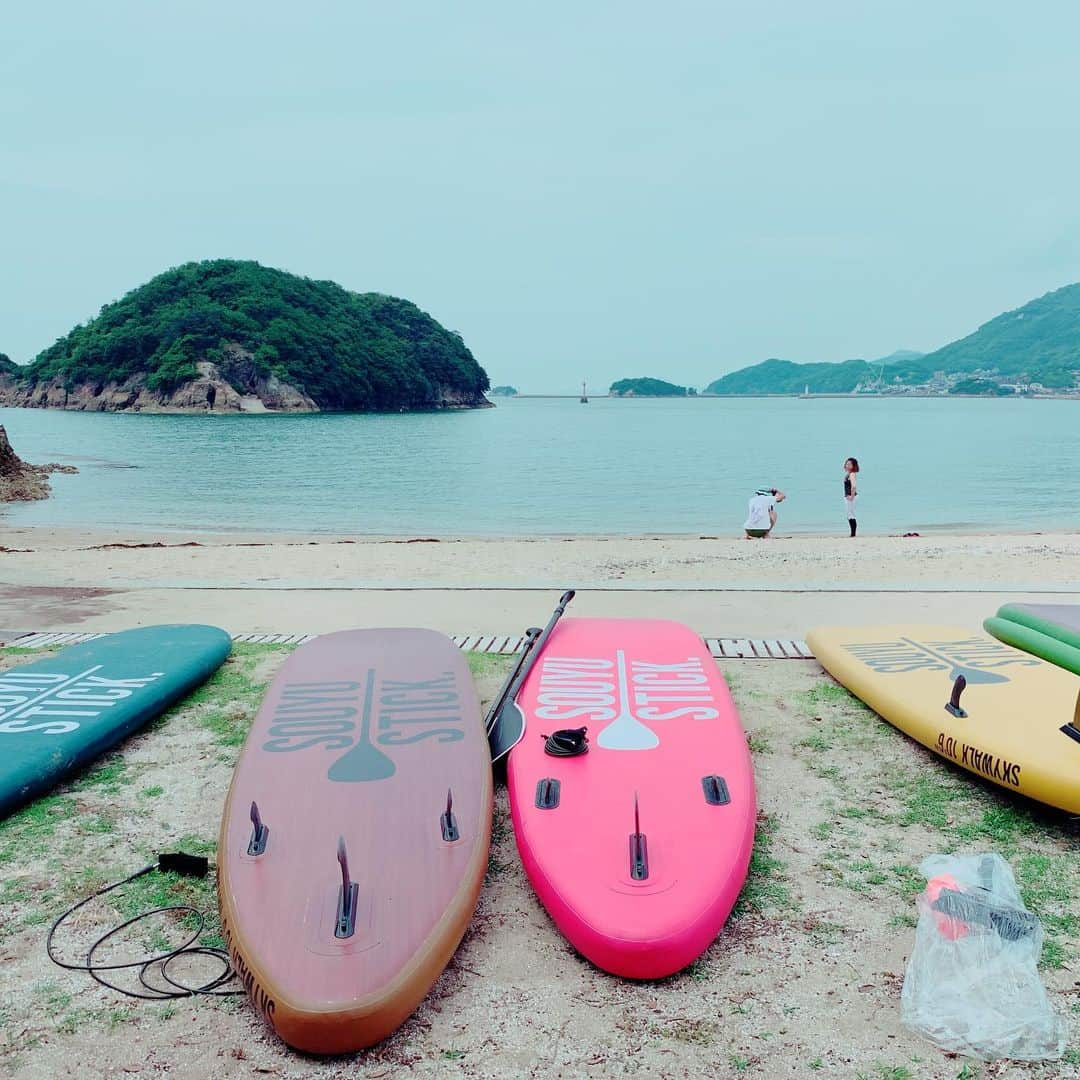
[744, 487, 786, 538]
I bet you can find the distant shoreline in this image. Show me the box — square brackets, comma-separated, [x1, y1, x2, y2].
[499, 392, 1080, 400]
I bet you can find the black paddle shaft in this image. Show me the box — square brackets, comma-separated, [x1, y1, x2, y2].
[484, 627, 542, 735]
[488, 590, 575, 763]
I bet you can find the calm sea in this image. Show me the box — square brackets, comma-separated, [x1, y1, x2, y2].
[1, 397, 1077, 536]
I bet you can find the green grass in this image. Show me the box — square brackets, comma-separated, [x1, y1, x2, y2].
[180, 643, 289, 748]
[465, 651, 514, 681]
[71, 759, 134, 795]
[0, 795, 79, 865]
[746, 730, 773, 755]
[733, 813, 791, 916]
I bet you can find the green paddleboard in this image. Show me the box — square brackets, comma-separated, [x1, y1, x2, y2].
[991, 603, 1080, 653]
[984, 613, 1080, 678]
[0, 625, 231, 817]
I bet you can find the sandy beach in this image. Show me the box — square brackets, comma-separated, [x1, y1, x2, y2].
[1, 527, 1077, 1078]
[1, 645, 1076, 1080]
[2, 526, 1079, 639]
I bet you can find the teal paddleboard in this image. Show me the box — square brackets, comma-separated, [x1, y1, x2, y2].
[984, 615, 1080, 678]
[0, 625, 231, 817]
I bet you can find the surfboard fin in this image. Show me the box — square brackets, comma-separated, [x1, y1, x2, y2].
[335, 836, 360, 939]
[1060, 690, 1080, 743]
[945, 675, 968, 718]
[247, 800, 269, 856]
[629, 792, 649, 881]
[440, 788, 460, 842]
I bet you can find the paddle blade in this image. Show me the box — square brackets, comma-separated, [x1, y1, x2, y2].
[488, 699, 526, 763]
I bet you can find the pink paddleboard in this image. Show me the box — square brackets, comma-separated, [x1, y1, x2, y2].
[506, 618, 756, 979]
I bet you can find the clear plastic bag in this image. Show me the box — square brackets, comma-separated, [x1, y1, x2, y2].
[900, 853, 1065, 1061]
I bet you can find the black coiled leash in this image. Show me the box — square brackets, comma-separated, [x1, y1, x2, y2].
[47, 852, 242, 1000]
[543, 726, 589, 757]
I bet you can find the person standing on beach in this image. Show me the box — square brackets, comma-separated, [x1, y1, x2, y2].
[843, 457, 859, 537]
[744, 487, 785, 538]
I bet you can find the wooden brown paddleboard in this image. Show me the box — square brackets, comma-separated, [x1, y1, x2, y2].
[218, 629, 492, 1054]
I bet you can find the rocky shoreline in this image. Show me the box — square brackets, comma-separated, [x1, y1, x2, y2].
[0, 368, 492, 413]
[0, 425, 77, 502]
[0, 346, 492, 414]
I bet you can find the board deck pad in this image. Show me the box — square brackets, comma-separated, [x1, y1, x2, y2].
[218, 629, 492, 1054]
[506, 618, 756, 979]
[807, 625, 1080, 814]
[0, 625, 231, 818]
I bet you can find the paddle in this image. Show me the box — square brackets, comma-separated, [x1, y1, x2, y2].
[484, 627, 542, 736]
[488, 590, 575, 764]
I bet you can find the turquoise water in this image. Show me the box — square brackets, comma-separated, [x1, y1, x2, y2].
[1, 397, 1077, 535]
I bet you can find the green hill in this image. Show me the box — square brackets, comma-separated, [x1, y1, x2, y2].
[610, 377, 695, 397]
[912, 283, 1080, 388]
[705, 358, 872, 395]
[705, 284, 1080, 394]
[3, 260, 489, 412]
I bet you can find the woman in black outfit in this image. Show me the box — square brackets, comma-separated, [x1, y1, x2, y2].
[843, 457, 859, 537]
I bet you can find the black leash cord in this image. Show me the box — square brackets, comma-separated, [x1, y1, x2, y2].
[46, 860, 242, 1000]
[543, 726, 589, 757]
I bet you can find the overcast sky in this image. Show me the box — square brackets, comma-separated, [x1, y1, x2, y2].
[3, 1, 1079, 392]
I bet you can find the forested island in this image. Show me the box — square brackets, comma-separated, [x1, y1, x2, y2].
[705, 284, 1080, 396]
[610, 377, 696, 397]
[0, 260, 490, 413]
[488, 385, 518, 397]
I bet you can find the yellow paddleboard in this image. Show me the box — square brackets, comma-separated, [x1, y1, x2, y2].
[806, 625, 1080, 814]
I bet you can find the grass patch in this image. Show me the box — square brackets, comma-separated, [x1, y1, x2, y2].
[733, 812, 791, 916]
[71, 759, 133, 795]
[465, 651, 514, 681]
[746, 730, 772, 755]
[181, 643, 287, 748]
[0, 795, 79, 865]
[652, 1018, 716, 1046]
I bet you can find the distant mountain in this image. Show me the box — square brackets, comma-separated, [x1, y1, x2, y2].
[610, 377, 696, 397]
[910, 283, 1080, 388]
[0, 260, 490, 413]
[705, 283, 1080, 394]
[705, 358, 872, 396]
[489, 385, 518, 397]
